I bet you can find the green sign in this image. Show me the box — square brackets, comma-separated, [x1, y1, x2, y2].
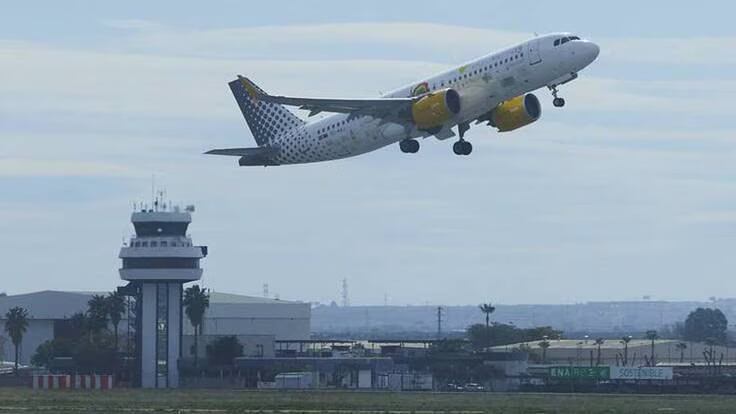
[549, 366, 610, 380]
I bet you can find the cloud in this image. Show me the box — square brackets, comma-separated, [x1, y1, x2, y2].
[603, 36, 736, 65]
[107, 22, 736, 67]
[2, 20, 736, 303]
[102, 19, 163, 32]
[0, 158, 139, 177]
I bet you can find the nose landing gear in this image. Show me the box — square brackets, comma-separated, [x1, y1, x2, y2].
[550, 85, 566, 108]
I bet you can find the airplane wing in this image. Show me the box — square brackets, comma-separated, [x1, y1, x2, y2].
[237, 76, 414, 118]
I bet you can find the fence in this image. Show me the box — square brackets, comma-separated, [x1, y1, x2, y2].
[32, 375, 113, 390]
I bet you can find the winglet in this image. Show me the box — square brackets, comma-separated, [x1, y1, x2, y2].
[237, 75, 262, 101]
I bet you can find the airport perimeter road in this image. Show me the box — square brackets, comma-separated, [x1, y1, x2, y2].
[2, 389, 736, 413]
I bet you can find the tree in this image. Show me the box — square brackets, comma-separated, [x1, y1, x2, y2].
[645, 330, 658, 366]
[87, 295, 110, 342]
[466, 323, 562, 350]
[539, 340, 550, 364]
[69, 312, 89, 340]
[675, 342, 688, 363]
[106, 292, 126, 351]
[594, 338, 605, 366]
[206, 336, 243, 366]
[31, 338, 74, 368]
[619, 336, 632, 366]
[683, 308, 728, 345]
[4, 306, 29, 375]
[479, 303, 496, 328]
[183, 285, 210, 366]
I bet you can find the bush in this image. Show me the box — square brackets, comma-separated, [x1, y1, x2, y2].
[206, 336, 243, 366]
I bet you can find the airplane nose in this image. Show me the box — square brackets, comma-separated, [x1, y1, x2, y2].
[587, 41, 600, 61]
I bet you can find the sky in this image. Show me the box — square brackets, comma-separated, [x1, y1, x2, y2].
[1, 1, 735, 305]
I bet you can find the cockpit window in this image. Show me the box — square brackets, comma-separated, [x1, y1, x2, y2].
[561, 37, 570, 45]
[569, 36, 581, 41]
[554, 39, 561, 46]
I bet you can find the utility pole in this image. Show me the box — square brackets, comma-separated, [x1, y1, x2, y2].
[262, 283, 269, 298]
[437, 306, 444, 339]
[341, 278, 350, 307]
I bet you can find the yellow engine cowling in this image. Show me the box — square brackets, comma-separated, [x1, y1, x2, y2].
[490, 94, 542, 132]
[411, 89, 461, 131]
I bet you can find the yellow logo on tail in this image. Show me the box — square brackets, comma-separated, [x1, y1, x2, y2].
[238, 76, 260, 102]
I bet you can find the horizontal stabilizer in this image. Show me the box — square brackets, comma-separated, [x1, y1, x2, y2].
[205, 147, 280, 157]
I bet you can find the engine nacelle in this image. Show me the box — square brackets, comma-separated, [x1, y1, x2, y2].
[411, 89, 461, 131]
[490, 94, 541, 132]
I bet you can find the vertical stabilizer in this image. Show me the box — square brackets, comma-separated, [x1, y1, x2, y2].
[228, 77, 305, 147]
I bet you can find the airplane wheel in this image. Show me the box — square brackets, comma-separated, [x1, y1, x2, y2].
[553, 97, 566, 108]
[407, 139, 419, 153]
[400, 139, 419, 154]
[453, 141, 465, 155]
[462, 141, 473, 155]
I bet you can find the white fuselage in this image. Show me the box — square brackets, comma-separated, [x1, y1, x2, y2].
[270, 33, 599, 165]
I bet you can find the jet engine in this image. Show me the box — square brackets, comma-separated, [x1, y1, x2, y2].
[411, 89, 461, 131]
[487, 94, 541, 132]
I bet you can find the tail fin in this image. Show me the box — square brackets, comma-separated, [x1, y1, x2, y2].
[228, 76, 305, 147]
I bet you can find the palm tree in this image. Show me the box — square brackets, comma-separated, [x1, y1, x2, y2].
[539, 340, 551, 364]
[479, 303, 496, 328]
[106, 292, 126, 351]
[595, 338, 605, 366]
[4, 307, 29, 375]
[183, 285, 210, 367]
[675, 342, 687, 363]
[87, 294, 109, 342]
[646, 330, 658, 366]
[620, 335, 632, 366]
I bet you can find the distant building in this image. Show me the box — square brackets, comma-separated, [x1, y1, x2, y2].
[312, 300, 736, 334]
[0, 290, 310, 365]
[492, 339, 736, 366]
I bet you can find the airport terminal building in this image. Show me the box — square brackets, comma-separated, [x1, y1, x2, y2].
[0, 290, 311, 366]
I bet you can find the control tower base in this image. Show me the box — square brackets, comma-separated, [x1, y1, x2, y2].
[137, 282, 183, 389]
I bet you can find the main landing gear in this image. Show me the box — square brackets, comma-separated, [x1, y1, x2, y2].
[550, 85, 566, 108]
[399, 139, 420, 154]
[453, 122, 472, 156]
[453, 140, 472, 156]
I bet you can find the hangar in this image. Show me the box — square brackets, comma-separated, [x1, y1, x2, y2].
[0, 290, 310, 366]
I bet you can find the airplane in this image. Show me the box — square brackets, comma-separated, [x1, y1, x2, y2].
[207, 33, 599, 166]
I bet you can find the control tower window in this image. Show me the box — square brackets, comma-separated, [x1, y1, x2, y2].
[134, 222, 189, 237]
[123, 258, 200, 269]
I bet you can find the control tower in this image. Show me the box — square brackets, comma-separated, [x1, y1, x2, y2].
[119, 198, 207, 388]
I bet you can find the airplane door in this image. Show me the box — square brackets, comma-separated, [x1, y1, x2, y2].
[528, 39, 542, 65]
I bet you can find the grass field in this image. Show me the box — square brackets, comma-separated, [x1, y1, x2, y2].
[0, 388, 735, 413]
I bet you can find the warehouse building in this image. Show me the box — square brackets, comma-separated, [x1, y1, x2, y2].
[0, 290, 310, 365]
